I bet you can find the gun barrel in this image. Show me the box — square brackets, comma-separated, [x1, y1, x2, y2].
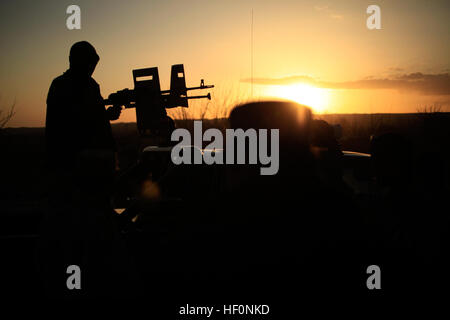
[103, 82, 214, 106]
[186, 84, 215, 91]
[187, 93, 211, 100]
[160, 84, 214, 95]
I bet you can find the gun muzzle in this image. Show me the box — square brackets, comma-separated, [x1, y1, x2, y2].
[187, 93, 211, 100]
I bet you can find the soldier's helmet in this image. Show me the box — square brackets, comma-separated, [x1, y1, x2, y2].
[229, 100, 312, 148]
[69, 41, 100, 76]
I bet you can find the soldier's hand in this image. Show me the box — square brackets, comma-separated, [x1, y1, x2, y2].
[107, 105, 122, 120]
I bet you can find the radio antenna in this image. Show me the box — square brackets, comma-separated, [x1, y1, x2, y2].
[251, 9, 254, 98]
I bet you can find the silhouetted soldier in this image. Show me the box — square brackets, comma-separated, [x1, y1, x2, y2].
[310, 119, 351, 195]
[40, 41, 138, 298]
[46, 41, 120, 166]
[369, 132, 420, 290]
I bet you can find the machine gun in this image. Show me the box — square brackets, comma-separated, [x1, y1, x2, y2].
[104, 64, 214, 137]
[107, 65, 213, 216]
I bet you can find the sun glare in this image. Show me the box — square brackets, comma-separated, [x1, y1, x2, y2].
[264, 83, 329, 113]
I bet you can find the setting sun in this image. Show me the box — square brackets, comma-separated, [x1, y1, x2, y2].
[264, 83, 330, 113]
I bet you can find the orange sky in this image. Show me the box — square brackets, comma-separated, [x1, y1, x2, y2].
[0, 0, 449, 127]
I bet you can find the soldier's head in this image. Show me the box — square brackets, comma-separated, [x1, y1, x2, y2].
[69, 41, 99, 77]
[229, 100, 312, 152]
[227, 100, 315, 187]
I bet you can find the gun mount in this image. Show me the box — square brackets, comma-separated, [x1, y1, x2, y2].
[104, 64, 214, 137]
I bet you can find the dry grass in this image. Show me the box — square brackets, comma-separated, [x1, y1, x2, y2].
[0, 100, 15, 130]
[167, 82, 251, 120]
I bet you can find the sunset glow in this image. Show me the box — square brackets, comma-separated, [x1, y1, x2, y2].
[264, 83, 330, 113]
[0, 0, 449, 126]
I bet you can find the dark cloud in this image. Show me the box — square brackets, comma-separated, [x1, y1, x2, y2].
[387, 67, 405, 72]
[242, 72, 450, 95]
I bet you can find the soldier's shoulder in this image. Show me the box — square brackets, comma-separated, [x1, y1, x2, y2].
[50, 72, 70, 87]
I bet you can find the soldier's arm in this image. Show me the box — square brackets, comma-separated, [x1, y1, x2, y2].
[106, 105, 122, 121]
[45, 79, 65, 157]
[94, 81, 118, 152]
[94, 80, 121, 121]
